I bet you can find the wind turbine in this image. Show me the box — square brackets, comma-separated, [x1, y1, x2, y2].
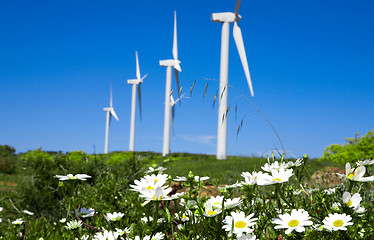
[127, 51, 147, 152]
[159, 11, 181, 157]
[212, 0, 254, 160]
[103, 85, 119, 154]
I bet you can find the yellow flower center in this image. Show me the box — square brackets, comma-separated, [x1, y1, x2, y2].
[348, 173, 354, 179]
[147, 186, 154, 190]
[154, 179, 159, 182]
[288, 220, 299, 227]
[207, 210, 216, 216]
[333, 220, 343, 227]
[152, 195, 162, 200]
[235, 221, 246, 228]
[347, 200, 352, 206]
[272, 178, 281, 182]
[182, 215, 188, 220]
[214, 202, 220, 205]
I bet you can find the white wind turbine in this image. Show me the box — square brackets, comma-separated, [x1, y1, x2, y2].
[159, 11, 182, 156]
[170, 92, 185, 133]
[127, 51, 147, 152]
[212, 0, 254, 160]
[103, 85, 119, 154]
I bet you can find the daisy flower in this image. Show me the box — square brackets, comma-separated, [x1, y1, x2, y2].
[74, 207, 96, 218]
[93, 230, 117, 240]
[222, 211, 257, 237]
[143, 232, 165, 240]
[284, 158, 303, 168]
[342, 192, 362, 210]
[12, 218, 24, 225]
[203, 201, 221, 217]
[139, 186, 174, 205]
[59, 218, 66, 223]
[237, 233, 257, 240]
[65, 219, 82, 229]
[105, 212, 124, 221]
[224, 197, 242, 209]
[322, 213, 353, 231]
[22, 210, 34, 215]
[145, 166, 167, 173]
[241, 171, 262, 185]
[55, 174, 91, 181]
[261, 161, 287, 172]
[0, 207, 3, 211]
[257, 168, 293, 186]
[337, 163, 374, 182]
[206, 195, 224, 209]
[356, 159, 374, 166]
[272, 209, 313, 235]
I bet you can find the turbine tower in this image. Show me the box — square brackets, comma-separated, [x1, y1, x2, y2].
[127, 51, 147, 152]
[159, 11, 181, 156]
[103, 85, 119, 154]
[212, 0, 254, 160]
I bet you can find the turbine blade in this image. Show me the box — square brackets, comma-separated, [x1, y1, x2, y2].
[174, 68, 181, 98]
[137, 84, 142, 120]
[141, 73, 148, 81]
[136, 51, 141, 80]
[235, 0, 242, 16]
[233, 22, 254, 97]
[170, 94, 175, 106]
[111, 109, 119, 121]
[190, 80, 196, 96]
[110, 84, 113, 107]
[173, 11, 178, 61]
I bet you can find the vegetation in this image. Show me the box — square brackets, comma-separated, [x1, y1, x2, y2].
[322, 129, 374, 164]
[0, 145, 372, 239]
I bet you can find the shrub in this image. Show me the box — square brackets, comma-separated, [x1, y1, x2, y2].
[321, 129, 374, 164]
[0, 145, 17, 174]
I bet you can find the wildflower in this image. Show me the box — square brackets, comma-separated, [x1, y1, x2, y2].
[145, 166, 167, 174]
[206, 195, 224, 209]
[22, 210, 34, 215]
[323, 188, 336, 195]
[74, 207, 96, 218]
[342, 192, 362, 210]
[257, 168, 293, 186]
[224, 197, 242, 209]
[174, 175, 209, 182]
[139, 186, 174, 205]
[331, 202, 341, 211]
[175, 210, 192, 222]
[237, 233, 257, 240]
[12, 218, 24, 225]
[0, 218, 2, 223]
[0, 207, 3, 211]
[80, 235, 89, 240]
[272, 209, 313, 235]
[203, 201, 221, 217]
[65, 219, 82, 229]
[93, 230, 117, 240]
[143, 232, 165, 240]
[337, 163, 374, 182]
[105, 212, 124, 221]
[222, 211, 257, 237]
[261, 161, 287, 172]
[55, 174, 91, 181]
[130, 173, 168, 193]
[356, 159, 374, 166]
[322, 213, 353, 231]
[59, 218, 67, 223]
[284, 158, 303, 168]
[241, 171, 262, 185]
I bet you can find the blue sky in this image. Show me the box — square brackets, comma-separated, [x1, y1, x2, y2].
[0, 0, 373, 158]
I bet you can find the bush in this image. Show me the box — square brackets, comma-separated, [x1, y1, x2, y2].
[321, 129, 374, 164]
[0, 145, 17, 174]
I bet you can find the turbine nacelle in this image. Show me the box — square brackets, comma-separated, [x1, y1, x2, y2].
[103, 107, 113, 112]
[159, 59, 181, 68]
[127, 79, 142, 85]
[211, 12, 241, 23]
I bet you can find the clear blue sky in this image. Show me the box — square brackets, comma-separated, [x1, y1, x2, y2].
[1, 0, 373, 158]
